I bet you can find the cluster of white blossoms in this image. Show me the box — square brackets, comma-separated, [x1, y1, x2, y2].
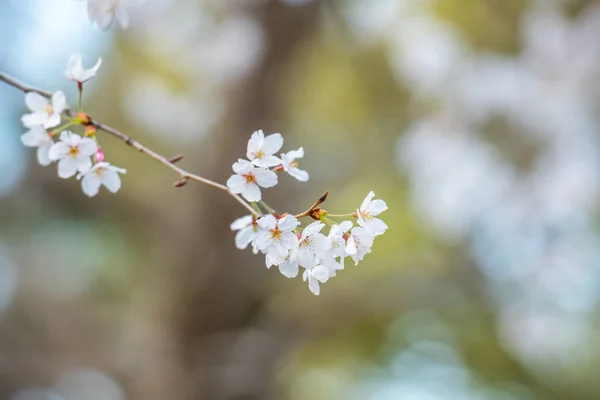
[20, 54, 126, 197]
[229, 133, 388, 295]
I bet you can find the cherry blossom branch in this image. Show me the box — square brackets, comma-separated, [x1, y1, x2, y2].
[0, 71, 259, 217]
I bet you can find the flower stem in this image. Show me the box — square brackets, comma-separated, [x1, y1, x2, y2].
[259, 200, 275, 214]
[78, 82, 83, 111]
[251, 202, 263, 216]
[325, 213, 356, 218]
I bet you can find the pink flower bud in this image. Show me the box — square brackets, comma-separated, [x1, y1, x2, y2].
[94, 148, 105, 163]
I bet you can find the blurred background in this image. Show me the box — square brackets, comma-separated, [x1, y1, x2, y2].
[1, 0, 600, 399]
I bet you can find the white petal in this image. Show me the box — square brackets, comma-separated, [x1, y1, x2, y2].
[25, 92, 48, 112]
[262, 133, 283, 154]
[241, 182, 261, 202]
[48, 142, 70, 160]
[286, 147, 304, 160]
[246, 130, 264, 159]
[277, 215, 298, 232]
[51, 91, 67, 114]
[232, 159, 252, 174]
[44, 113, 61, 129]
[367, 199, 388, 215]
[289, 167, 309, 182]
[257, 215, 277, 230]
[360, 191, 376, 211]
[252, 155, 282, 168]
[78, 138, 98, 156]
[279, 261, 299, 278]
[81, 173, 102, 197]
[36, 145, 52, 166]
[235, 226, 255, 250]
[230, 215, 253, 231]
[311, 265, 330, 283]
[66, 53, 83, 79]
[308, 277, 320, 295]
[226, 174, 246, 192]
[57, 158, 79, 179]
[102, 171, 122, 193]
[253, 168, 278, 188]
[21, 112, 48, 128]
[21, 127, 47, 147]
[303, 221, 324, 236]
[75, 156, 93, 173]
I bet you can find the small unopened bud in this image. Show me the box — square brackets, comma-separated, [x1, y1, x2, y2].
[85, 125, 97, 137]
[309, 208, 327, 220]
[318, 191, 329, 204]
[94, 148, 105, 163]
[77, 112, 91, 125]
[273, 165, 284, 172]
[173, 177, 189, 188]
[48, 130, 57, 138]
[168, 154, 184, 164]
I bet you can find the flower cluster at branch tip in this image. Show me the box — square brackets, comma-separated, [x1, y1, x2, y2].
[229, 134, 388, 295]
[20, 54, 126, 197]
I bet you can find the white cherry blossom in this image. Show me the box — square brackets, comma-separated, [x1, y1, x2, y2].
[278, 247, 299, 278]
[345, 226, 375, 266]
[86, 0, 138, 31]
[303, 263, 330, 295]
[247, 130, 283, 168]
[48, 132, 97, 179]
[326, 220, 353, 266]
[21, 126, 54, 166]
[254, 214, 298, 266]
[21, 91, 66, 129]
[296, 221, 329, 268]
[65, 53, 102, 83]
[230, 215, 259, 250]
[357, 191, 388, 235]
[280, 147, 309, 181]
[78, 162, 126, 197]
[226, 159, 278, 202]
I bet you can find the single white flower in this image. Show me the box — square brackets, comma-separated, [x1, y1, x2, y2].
[246, 130, 283, 168]
[230, 215, 259, 250]
[77, 162, 126, 197]
[302, 263, 330, 296]
[280, 147, 308, 181]
[345, 226, 375, 266]
[325, 220, 353, 267]
[254, 214, 298, 266]
[48, 132, 97, 179]
[21, 126, 54, 166]
[278, 247, 299, 278]
[226, 159, 278, 202]
[86, 0, 138, 31]
[296, 221, 329, 268]
[65, 53, 102, 83]
[21, 91, 66, 129]
[357, 191, 388, 235]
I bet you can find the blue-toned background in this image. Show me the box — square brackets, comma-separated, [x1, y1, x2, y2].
[1, 1, 599, 399]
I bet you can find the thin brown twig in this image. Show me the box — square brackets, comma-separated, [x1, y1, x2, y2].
[294, 191, 328, 218]
[0, 71, 259, 217]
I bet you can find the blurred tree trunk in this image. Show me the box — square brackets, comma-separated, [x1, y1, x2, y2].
[133, 2, 320, 399]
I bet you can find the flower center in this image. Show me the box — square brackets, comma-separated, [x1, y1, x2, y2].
[244, 173, 256, 183]
[68, 146, 80, 157]
[44, 104, 53, 114]
[255, 150, 265, 159]
[270, 228, 282, 242]
[299, 238, 311, 248]
[360, 211, 373, 221]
